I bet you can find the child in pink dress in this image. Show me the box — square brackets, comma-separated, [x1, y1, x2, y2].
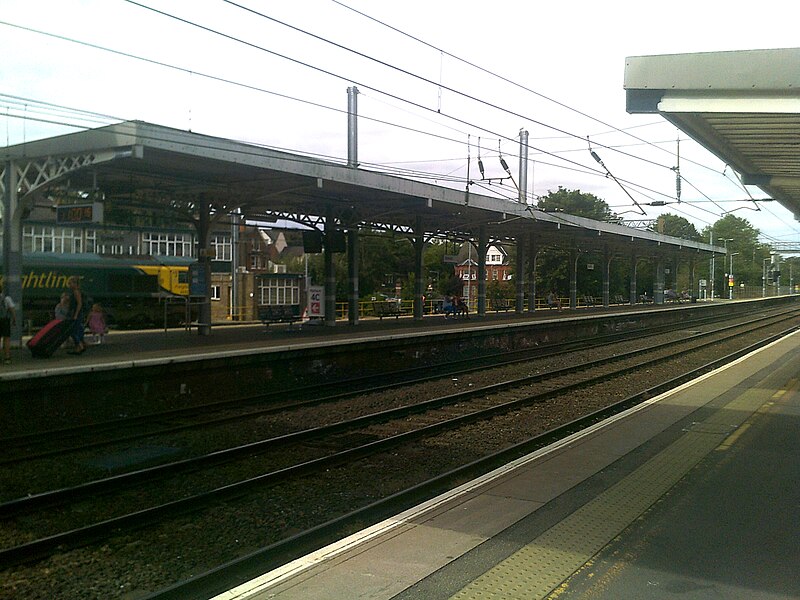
[86, 303, 108, 344]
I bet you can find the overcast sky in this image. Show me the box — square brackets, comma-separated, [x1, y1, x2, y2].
[2, 0, 800, 243]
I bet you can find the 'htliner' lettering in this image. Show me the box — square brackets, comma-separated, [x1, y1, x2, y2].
[0, 272, 73, 289]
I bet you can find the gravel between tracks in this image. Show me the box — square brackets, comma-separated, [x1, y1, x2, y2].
[0, 317, 796, 600]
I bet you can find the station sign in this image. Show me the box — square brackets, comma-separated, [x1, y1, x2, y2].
[308, 285, 324, 317]
[189, 264, 208, 297]
[55, 202, 103, 224]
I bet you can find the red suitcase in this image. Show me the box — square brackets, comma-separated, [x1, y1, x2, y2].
[27, 319, 74, 358]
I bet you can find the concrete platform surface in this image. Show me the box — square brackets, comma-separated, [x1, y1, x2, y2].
[210, 331, 800, 600]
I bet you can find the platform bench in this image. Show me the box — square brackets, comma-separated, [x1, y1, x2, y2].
[259, 305, 301, 326]
[490, 299, 512, 312]
[372, 301, 402, 319]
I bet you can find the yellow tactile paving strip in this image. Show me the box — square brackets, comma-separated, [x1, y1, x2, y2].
[449, 384, 774, 600]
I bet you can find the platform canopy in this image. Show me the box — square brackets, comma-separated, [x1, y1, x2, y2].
[1, 120, 716, 258]
[625, 47, 800, 221]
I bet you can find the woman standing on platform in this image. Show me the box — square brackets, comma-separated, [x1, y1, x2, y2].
[66, 276, 87, 355]
[0, 284, 16, 365]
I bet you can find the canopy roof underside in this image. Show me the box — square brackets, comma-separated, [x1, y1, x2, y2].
[2, 120, 715, 257]
[625, 47, 800, 221]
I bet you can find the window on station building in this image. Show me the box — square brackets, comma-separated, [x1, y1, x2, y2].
[99, 244, 125, 255]
[84, 230, 96, 254]
[250, 254, 266, 270]
[23, 225, 93, 253]
[142, 232, 194, 257]
[211, 285, 221, 301]
[258, 277, 300, 306]
[211, 235, 232, 261]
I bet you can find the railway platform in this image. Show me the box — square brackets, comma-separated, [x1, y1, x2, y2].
[0, 303, 646, 381]
[210, 329, 800, 600]
[0, 297, 774, 382]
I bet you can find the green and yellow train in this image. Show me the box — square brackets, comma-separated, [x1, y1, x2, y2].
[0, 253, 195, 328]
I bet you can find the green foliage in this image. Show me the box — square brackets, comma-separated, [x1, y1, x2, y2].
[303, 232, 456, 301]
[657, 213, 702, 241]
[294, 202, 789, 305]
[487, 279, 514, 300]
[700, 214, 765, 293]
[534, 188, 621, 296]
[537, 187, 616, 221]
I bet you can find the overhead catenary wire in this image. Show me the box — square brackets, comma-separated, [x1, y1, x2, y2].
[0, 17, 619, 204]
[588, 139, 645, 215]
[211, 0, 759, 219]
[134, 1, 689, 216]
[0, 4, 773, 223]
[120, 1, 620, 180]
[329, 0, 735, 180]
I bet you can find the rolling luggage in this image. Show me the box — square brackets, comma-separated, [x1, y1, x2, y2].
[27, 319, 73, 358]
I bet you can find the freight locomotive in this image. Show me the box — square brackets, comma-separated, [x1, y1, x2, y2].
[0, 252, 195, 328]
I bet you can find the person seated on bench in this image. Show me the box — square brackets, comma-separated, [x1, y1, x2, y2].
[546, 289, 562, 311]
[455, 295, 469, 318]
[442, 295, 456, 318]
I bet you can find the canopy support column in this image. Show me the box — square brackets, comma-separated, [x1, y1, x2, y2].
[324, 208, 337, 327]
[515, 231, 528, 314]
[2, 161, 23, 347]
[347, 226, 359, 325]
[569, 249, 578, 310]
[196, 199, 212, 336]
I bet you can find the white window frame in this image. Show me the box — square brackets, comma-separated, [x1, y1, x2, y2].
[23, 225, 92, 253]
[211, 235, 232, 261]
[258, 277, 300, 305]
[142, 232, 194, 257]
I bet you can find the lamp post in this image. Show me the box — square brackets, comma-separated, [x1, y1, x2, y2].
[709, 231, 714, 300]
[763, 258, 770, 297]
[729, 252, 739, 299]
[770, 252, 780, 295]
[720, 239, 734, 300]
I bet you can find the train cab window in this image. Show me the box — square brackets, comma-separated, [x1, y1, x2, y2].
[133, 275, 159, 293]
[109, 273, 134, 293]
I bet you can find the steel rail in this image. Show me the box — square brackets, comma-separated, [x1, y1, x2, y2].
[1, 307, 792, 464]
[143, 325, 800, 600]
[2, 309, 794, 516]
[0, 318, 796, 568]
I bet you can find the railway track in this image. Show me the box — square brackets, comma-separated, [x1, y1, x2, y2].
[1, 309, 798, 575]
[0, 305, 793, 464]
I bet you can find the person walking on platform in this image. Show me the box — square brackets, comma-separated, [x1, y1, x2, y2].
[66, 276, 87, 355]
[0, 284, 17, 365]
